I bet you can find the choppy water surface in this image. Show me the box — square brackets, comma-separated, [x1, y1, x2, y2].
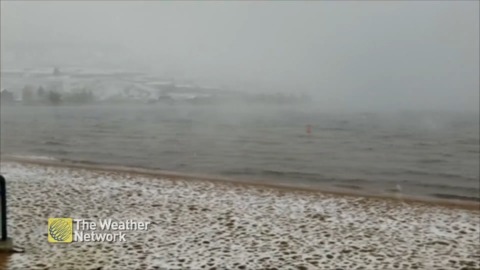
[1, 104, 479, 201]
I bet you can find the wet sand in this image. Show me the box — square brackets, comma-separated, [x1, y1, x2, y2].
[0, 161, 479, 269]
[0, 254, 10, 270]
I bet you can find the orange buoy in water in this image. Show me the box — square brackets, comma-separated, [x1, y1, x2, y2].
[306, 124, 312, 135]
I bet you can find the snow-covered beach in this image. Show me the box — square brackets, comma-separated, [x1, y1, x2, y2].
[1, 161, 479, 270]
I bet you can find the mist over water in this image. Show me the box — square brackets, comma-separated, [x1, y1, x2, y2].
[2, 1, 479, 112]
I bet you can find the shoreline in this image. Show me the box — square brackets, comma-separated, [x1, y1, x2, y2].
[2, 155, 479, 211]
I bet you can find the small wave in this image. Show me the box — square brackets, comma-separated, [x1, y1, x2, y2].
[162, 138, 181, 143]
[93, 123, 121, 130]
[417, 159, 445, 164]
[6, 154, 58, 161]
[221, 168, 261, 176]
[341, 178, 372, 184]
[61, 159, 105, 165]
[334, 184, 363, 190]
[402, 169, 475, 181]
[123, 134, 147, 139]
[252, 140, 282, 146]
[32, 148, 69, 155]
[43, 141, 67, 146]
[320, 127, 347, 131]
[221, 168, 324, 181]
[414, 142, 434, 147]
[261, 169, 325, 180]
[161, 150, 183, 155]
[412, 182, 480, 193]
[430, 193, 480, 202]
[231, 137, 252, 144]
[456, 138, 480, 145]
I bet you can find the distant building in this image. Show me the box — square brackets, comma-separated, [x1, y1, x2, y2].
[21, 86, 34, 104]
[37, 86, 46, 97]
[146, 81, 176, 95]
[53, 67, 61, 76]
[0, 89, 15, 104]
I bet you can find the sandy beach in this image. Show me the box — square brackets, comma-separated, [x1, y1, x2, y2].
[0, 161, 479, 270]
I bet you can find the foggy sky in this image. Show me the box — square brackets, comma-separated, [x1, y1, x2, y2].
[1, 1, 479, 112]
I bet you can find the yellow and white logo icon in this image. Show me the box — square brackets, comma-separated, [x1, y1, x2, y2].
[48, 218, 73, 243]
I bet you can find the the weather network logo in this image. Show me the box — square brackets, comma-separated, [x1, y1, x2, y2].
[48, 218, 73, 243]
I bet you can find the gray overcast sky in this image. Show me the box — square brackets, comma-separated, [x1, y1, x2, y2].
[1, 1, 479, 111]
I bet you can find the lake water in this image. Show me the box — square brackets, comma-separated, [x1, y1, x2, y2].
[1, 104, 478, 201]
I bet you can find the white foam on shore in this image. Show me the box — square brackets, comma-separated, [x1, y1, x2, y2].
[2, 161, 479, 269]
